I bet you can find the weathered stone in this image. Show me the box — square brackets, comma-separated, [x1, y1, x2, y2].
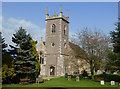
[111, 81, 115, 85]
[100, 80, 104, 85]
[68, 76, 71, 80]
[36, 8, 90, 77]
[36, 77, 44, 84]
[76, 76, 79, 82]
[45, 8, 69, 77]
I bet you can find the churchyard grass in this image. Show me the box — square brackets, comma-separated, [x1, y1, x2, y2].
[2, 77, 120, 87]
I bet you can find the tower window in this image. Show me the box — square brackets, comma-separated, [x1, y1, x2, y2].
[42, 58, 44, 64]
[51, 43, 55, 47]
[64, 25, 66, 35]
[40, 57, 44, 64]
[52, 24, 56, 33]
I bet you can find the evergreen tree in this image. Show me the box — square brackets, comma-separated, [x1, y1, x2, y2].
[29, 40, 40, 81]
[2, 37, 7, 54]
[109, 22, 120, 71]
[1, 35, 16, 84]
[1, 36, 13, 66]
[11, 27, 37, 81]
[9, 45, 18, 59]
[106, 51, 119, 72]
[111, 22, 120, 53]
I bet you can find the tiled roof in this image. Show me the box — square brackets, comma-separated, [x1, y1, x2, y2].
[69, 42, 87, 59]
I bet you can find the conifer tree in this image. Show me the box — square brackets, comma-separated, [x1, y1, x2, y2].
[109, 22, 120, 71]
[111, 22, 120, 53]
[2, 37, 7, 54]
[11, 27, 37, 80]
[1, 36, 12, 66]
[1, 35, 16, 84]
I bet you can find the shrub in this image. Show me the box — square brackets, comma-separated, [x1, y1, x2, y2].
[88, 76, 92, 79]
[94, 78, 104, 82]
[82, 70, 88, 78]
[2, 64, 16, 84]
[65, 73, 68, 78]
[79, 74, 82, 79]
[94, 74, 120, 82]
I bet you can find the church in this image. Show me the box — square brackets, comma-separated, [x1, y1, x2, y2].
[36, 7, 90, 77]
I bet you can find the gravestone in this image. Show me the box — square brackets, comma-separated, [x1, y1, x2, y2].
[36, 76, 44, 84]
[68, 76, 71, 80]
[100, 80, 104, 85]
[76, 76, 79, 82]
[111, 81, 115, 85]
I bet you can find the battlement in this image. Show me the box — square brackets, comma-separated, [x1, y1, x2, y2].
[45, 7, 69, 23]
[46, 14, 69, 23]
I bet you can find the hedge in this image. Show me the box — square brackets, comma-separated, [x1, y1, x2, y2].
[94, 74, 120, 82]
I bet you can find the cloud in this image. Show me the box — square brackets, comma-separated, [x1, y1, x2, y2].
[2, 16, 45, 49]
[1, 16, 76, 49]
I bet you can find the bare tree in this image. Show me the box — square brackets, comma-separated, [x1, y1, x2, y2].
[70, 27, 111, 75]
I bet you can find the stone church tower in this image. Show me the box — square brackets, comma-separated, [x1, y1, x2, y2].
[45, 7, 69, 77]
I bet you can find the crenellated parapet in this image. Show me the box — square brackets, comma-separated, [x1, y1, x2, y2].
[46, 6, 69, 23]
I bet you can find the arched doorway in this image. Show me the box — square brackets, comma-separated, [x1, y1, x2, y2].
[50, 66, 55, 76]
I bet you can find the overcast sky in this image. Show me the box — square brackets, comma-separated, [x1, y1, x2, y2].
[1, 2, 118, 48]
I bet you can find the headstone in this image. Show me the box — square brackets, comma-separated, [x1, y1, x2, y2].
[111, 81, 115, 85]
[100, 80, 104, 85]
[36, 77, 44, 83]
[68, 76, 71, 80]
[76, 76, 79, 82]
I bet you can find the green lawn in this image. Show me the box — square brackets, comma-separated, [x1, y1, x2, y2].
[2, 77, 120, 87]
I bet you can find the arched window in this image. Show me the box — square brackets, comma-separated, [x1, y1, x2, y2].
[39, 51, 44, 64]
[52, 24, 56, 33]
[40, 57, 44, 64]
[42, 58, 44, 64]
[64, 25, 66, 35]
